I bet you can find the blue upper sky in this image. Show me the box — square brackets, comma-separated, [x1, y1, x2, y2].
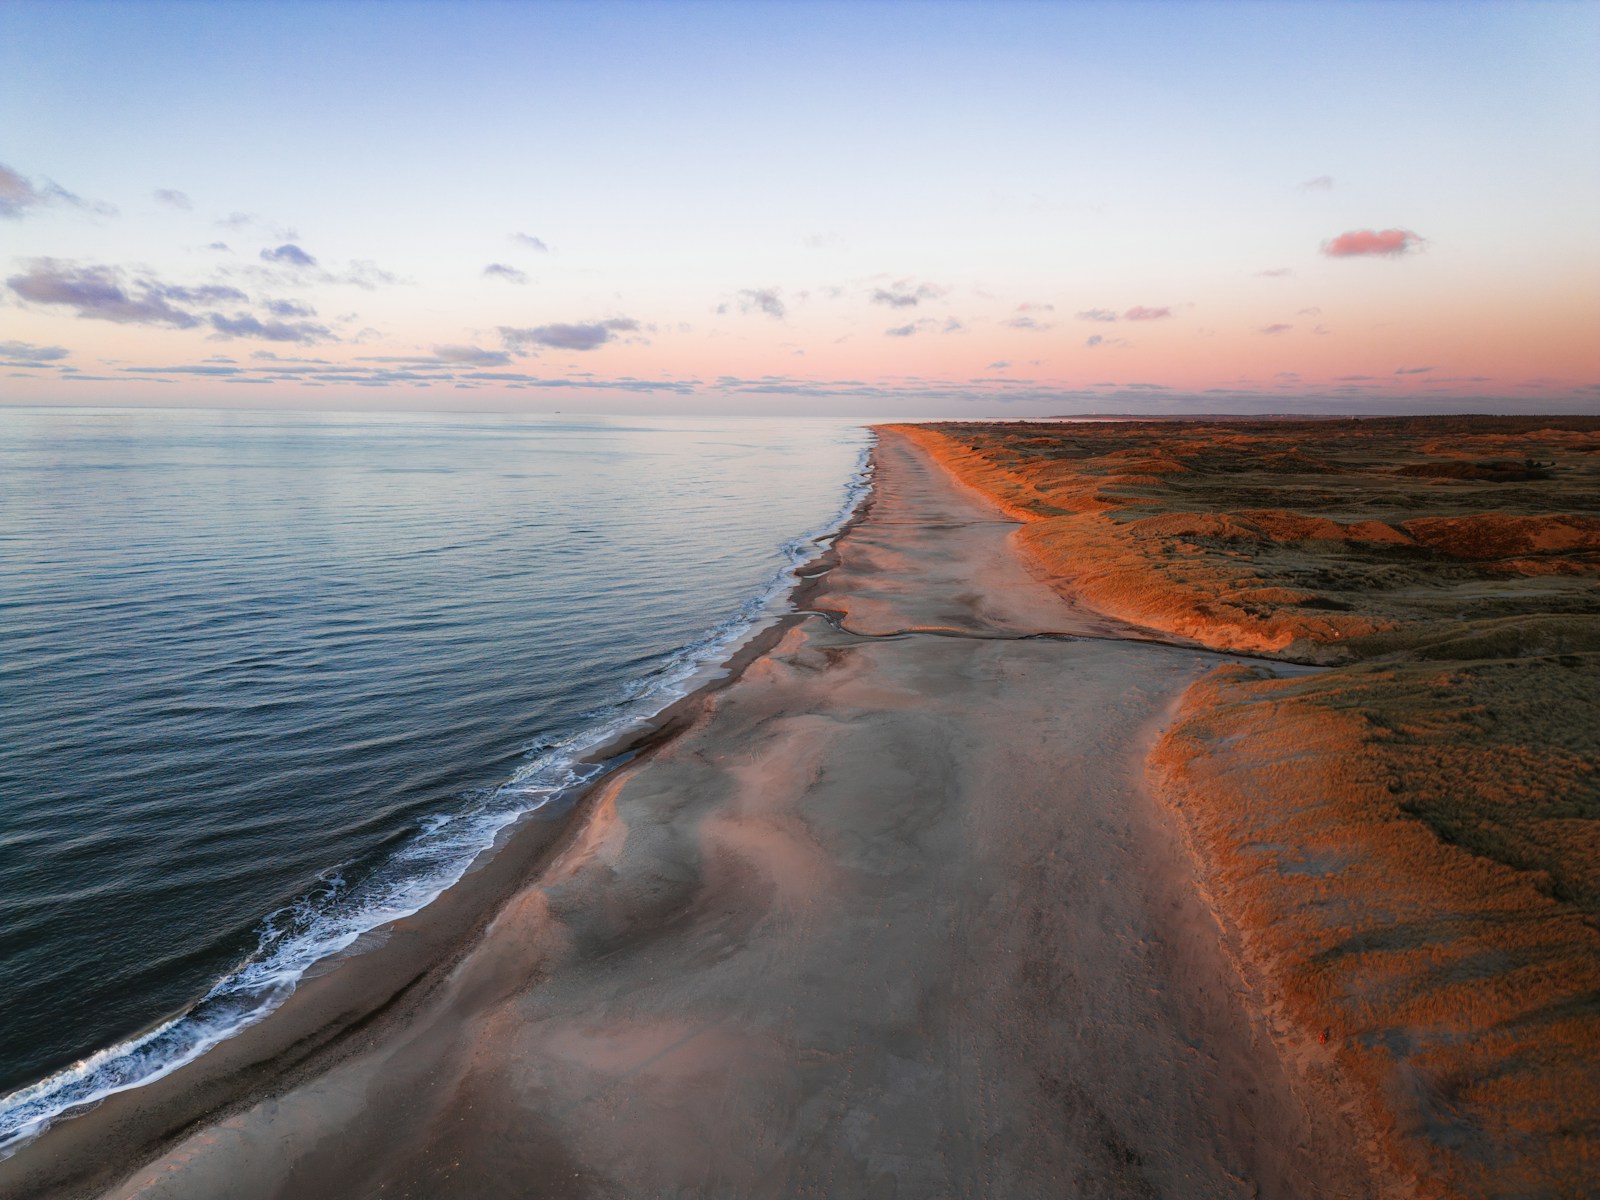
[3, 1, 1597, 414]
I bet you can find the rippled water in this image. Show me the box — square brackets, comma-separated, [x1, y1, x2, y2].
[0, 407, 869, 1149]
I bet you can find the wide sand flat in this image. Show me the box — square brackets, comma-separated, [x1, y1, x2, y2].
[13, 431, 1384, 1199]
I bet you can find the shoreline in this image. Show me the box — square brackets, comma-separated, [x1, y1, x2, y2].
[0, 445, 877, 1197]
[4, 428, 1387, 1199]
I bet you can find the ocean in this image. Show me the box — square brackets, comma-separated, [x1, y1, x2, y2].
[0, 407, 870, 1151]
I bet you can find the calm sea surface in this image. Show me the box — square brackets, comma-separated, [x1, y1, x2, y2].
[0, 407, 869, 1148]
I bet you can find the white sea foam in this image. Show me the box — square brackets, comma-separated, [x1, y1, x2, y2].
[0, 440, 873, 1158]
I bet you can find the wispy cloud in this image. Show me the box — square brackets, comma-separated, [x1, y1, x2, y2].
[499, 318, 640, 352]
[124, 363, 243, 376]
[1123, 306, 1171, 321]
[264, 298, 316, 318]
[869, 281, 944, 308]
[8, 260, 203, 327]
[1260, 323, 1293, 334]
[154, 282, 248, 304]
[1299, 175, 1334, 191]
[208, 313, 332, 343]
[510, 233, 549, 252]
[237, 253, 399, 290]
[483, 263, 528, 284]
[1322, 228, 1424, 257]
[1002, 315, 1052, 331]
[1255, 268, 1292, 278]
[339, 261, 399, 289]
[101, 356, 707, 395]
[885, 317, 965, 337]
[1394, 365, 1435, 374]
[0, 339, 70, 364]
[433, 344, 512, 366]
[6, 257, 338, 344]
[719, 288, 786, 319]
[1076, 309, 1119, 322]
[0, 165, 49, 219]
[0, 162, 117, 219]
[210, 356, 698, 392]
[153, 188, 193, 210]
[261, 243, 318, 268]
[216, 212, 299, 242]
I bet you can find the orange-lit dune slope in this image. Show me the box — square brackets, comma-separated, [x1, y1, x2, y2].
[895, 418, 1600, 661]
[895, 417, 1600, 1198]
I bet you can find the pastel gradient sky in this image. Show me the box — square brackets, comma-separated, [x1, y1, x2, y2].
[3, 0, 1597, 416]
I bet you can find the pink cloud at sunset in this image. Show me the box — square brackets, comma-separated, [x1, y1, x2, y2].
[1124, 306, 1172, 321]
[1322, 229, 1425, 258]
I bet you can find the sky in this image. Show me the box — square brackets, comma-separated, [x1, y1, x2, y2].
[2, 0, 1598, 417]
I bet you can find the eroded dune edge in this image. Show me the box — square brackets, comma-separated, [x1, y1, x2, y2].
[896, 418, 1600, 1198]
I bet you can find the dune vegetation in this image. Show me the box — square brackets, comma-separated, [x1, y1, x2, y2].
[895, 417, 1600, 660]
[894, 417, 1600, 1197]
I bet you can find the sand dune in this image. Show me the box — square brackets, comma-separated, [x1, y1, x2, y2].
[895, 417, 1600, 661]
[892, 418, 1600, 1197]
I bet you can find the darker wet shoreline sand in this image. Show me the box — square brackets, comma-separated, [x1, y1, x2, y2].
[3, 429, 1389, 1199]
[0, 472, 877, 1200]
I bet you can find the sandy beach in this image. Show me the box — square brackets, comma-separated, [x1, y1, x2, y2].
[1, 429, 1390, 1199]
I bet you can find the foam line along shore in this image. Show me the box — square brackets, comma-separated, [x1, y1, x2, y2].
[0, 413, 873, 1167]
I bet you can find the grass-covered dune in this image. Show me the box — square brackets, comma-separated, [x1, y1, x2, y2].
[895, 416, 1600, 661]
[894, 416, 1600, 1198]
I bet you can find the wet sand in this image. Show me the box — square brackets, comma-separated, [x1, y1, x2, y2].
[4, 429, 1389, 1199]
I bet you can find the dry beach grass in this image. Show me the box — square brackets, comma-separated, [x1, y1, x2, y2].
[897, 417, 1600, 1197]
[895, 417, 1600, 660]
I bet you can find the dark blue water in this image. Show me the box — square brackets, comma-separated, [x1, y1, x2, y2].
[0, 407, 869, 1150]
